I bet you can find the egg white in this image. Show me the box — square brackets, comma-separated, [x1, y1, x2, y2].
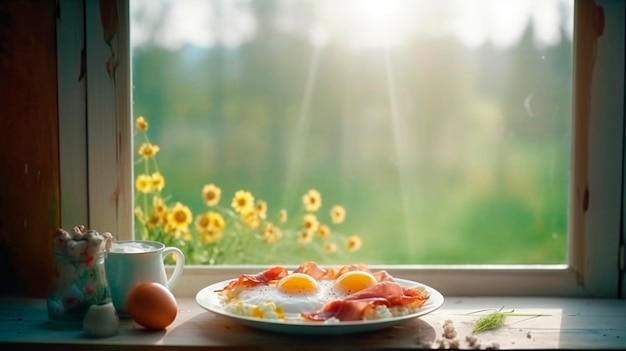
[225, 280, 343, 318]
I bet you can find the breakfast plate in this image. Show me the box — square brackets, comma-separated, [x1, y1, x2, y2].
[195, 277, 444, 335]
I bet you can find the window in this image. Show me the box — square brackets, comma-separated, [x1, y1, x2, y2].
[130, 0, 574, 268]
[57, 0, 625, 297]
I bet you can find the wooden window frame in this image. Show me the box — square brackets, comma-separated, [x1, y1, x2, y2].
[57, 0, 625, 298]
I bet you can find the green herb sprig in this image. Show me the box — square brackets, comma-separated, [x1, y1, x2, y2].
[468, 306, 548, 334]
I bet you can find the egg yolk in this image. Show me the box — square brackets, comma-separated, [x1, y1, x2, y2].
[276, 273, 319, 295]
[334, 271, 377, 295]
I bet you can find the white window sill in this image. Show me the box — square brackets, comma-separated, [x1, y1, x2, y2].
[1, 296, 625, 350]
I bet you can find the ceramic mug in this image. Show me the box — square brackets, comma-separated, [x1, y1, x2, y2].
[105, 240, 184, 317]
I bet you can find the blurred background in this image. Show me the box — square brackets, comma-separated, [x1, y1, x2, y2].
[130, 0, 574, 265]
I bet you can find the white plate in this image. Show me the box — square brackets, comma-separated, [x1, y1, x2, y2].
[195, 277, 444, 335]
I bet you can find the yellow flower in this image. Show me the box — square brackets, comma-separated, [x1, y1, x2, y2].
[255, 200, 267, 220]
[138, 142, 160, 159]
[302, 213, 319, 233]
[133, 113, 367, 263]
[346, 235, 362, 252]
[151, 172, 165, 192]
[298, 230, 314, 244]
[136, 116, 149, 131]
[263, 232, 278, 244]
[152, 196, 168, 215]
[262, 223, 282, 244]
[168, 202, 192, 232]
[324, 242, 337, 254]
[208, 212, 226, 231]
[302, 189, 322, 212]
[196, 211, 225, 233]
[195, 213, 211, 232]
[330, 205, 346, 224]
[261, 223, 272, 236]
[278, 209, 288, 223]
[241, 209, 260, 229]
[135, 174, 152, 193]
[232, 190, 254, 213]
[318, 224, 330, 239]
[202, 184, 221, 207]
[196, 211, 225, 244]
[147, 212, 162, 228]
[162, 216, 177, 235]
[200, 229, 223, 244]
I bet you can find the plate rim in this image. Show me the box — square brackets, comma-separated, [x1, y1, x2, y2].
[195, 275, 444, 334]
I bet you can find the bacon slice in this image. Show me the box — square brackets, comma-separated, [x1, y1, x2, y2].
[293, 261, 327, 279]
[329, 263, 372, 280]
[372, 270, 394, 282]
[294, 261, 375, 281]
[300, 298, 389, 322]
[215, 266, 288, 292]
[300, 281, 430, 322]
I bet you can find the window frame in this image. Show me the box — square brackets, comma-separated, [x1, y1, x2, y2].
[57, 0, 625, 298]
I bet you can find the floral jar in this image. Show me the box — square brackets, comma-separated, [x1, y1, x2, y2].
[47, 225, 114, 328]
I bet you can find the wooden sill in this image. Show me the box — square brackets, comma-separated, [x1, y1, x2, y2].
[1, 297, 625, 350]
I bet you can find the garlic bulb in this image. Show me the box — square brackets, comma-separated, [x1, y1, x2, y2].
[83, 302, 119, 338]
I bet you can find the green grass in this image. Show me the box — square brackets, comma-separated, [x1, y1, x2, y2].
[134, 136, 569, 266]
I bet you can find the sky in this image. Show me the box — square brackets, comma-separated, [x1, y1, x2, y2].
[130, 0, 574, 50]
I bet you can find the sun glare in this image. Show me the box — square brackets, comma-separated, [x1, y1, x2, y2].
[131, 0, 573, 51]
[315, 0, 416, 49]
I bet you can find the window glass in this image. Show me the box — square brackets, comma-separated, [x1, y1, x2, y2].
[130, 0, 574, 266]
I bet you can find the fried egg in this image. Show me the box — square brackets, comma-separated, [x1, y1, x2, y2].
[332, 270, 377, 295]
[221, 270, 379, 320]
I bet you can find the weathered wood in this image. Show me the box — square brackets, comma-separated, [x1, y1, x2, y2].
[1, 297, 625, 350]
[0, 0, 60, 297]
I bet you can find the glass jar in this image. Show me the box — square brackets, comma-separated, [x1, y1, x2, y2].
[47, 240, 112, 328]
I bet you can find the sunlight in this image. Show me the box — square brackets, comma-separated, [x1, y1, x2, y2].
[282, 44, 323, 207]
[131, 0, 574, 51]
[315, 0, 417, 49]
[383, 45, 416, 253]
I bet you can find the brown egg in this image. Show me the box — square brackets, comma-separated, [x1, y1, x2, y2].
[127, 282, 178, 330]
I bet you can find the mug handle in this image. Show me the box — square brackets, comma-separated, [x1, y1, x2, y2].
[162, 246, 185, 290]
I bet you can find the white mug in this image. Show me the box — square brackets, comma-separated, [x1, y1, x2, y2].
[105, 240, 184, 317]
